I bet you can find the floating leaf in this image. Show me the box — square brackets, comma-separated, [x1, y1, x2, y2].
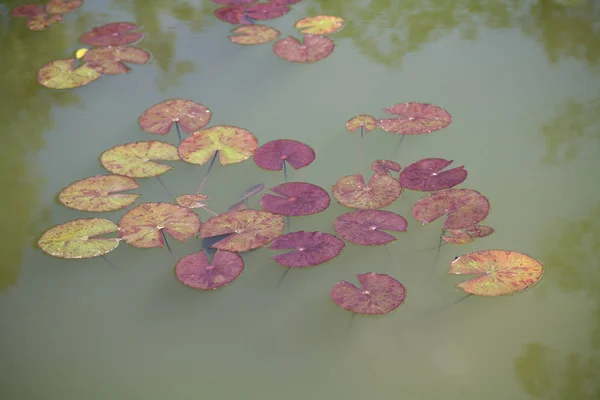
[83, 46, 150, 74]
[333, 173, 402, 210]
[58, 175, 140, 212]
[371, 160, 401, 176]
[215, 3, 289, 24]
[46, 0, 82, 14]
[11, 4, 44, 17]
[118, 202, 200, 248]
[465, 225, 494, 238]
[253, 139, 315, 171]
[449, 250, 544, 296]
[175, 250, 244, 290]
[346, 114, 377, 133]
[443, 225, 494, 244]
[178, 125, 258, 166]
[295, 15, 344, 35]
[260, 182, 330, 216]
[269, 231, 345, 267]
[229, 24, 281, 45]
[138, 99, 212, 136]
[100, 141, 180, 178]
[268, 0, 303, 4]
[412, 188, 490, 229]
[37, 58, 102, 89]
[38, 218, 120, 259]
[27, 13, 62, 31]
[331, 272, 406, 315]
[176, 194, 210, 209]
[199, 209, 284, 252]
[211, 0, 257, 4]
[79, 22, 142, 47]
[273, 35, 334, 63]
[334, 210, 407, 246]
[378, 102, 452, 135]
[399, 158, 467, 191]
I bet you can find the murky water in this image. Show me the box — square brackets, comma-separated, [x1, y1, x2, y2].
[1, 0, 599, 399]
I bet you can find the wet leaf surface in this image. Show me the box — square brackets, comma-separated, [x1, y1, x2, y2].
[371, 160, 401, 176]
[260, 182, 330, 216]
[295, 15, 344, 35]
[331, 272, 406, 315]
[37, 58, 101, 89]
[334, 210, 407, 246]
[443, 225, 495, 244]
[27, 13, 62, 31]
[100, 141, 180, 178]
[412, 188, 490, 229]
[83, 46, 150, 74]
[269, 231, 345, 267]
[332, 173, 402, 210]
[346, 114, 377, 133]
[215, 3, 290, 24]
[273, 35, 334, 63]
[46, 0, 82, 14]
[79, 22, 142, 47]
[229, 24, 281, 45]
[399, 158, 467, 191]
[178, 125, 258, 166]
[176, 194, 210, 209]
[139, 99, 212, 135]
[58, 174, 140, 212]
[378, 102, 452, 135]
[253, 139, 315, 171]
[211, 0, 258, 4]
[175, 250, 244, 290]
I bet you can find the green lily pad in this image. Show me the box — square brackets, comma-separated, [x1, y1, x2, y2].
[178, 125, 258, 166]
[37, 58, 102, 89]
[100, 141, 180, 178]
[45, 0, 82, 14]
[58, 174, 141, 212]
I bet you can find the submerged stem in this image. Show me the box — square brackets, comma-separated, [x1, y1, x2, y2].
[392, 134, 406, 157]
[283, 160, 288, 182]
[161, 229, 176, 262]
[432, 232, 444, 267]
[175, 121, 182, 142]
[155, 175, 173, 199]
[359, 125, 365, 173]
[277, 267, 291, 286]
[197, 151, 219, 193]
[101, 255, 117, 269]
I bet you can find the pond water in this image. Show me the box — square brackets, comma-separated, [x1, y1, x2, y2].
[1, 0, 599, 399]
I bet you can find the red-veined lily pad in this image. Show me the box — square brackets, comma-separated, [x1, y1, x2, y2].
[11, 4, 44, 17]
[269, 231, 345, 267]
[465, 224, 494, 238]
[178, 125, 258, 166]
[118, 202, 200, 248]
[100, 141, 180, 178]
[215, 3, 289, 24]
[260, 182, 330, 216]
[83, 46, 150, 74]
[176, 194, 210, 209]
[378, 102, 452, 135]
[332, 173, 402, 210]
[138, 100, 212, 136]
[443, 225, 494, 244]
[199, 209, 285, 252]
[58, 174, 140, 212]
[399, 158, 467, 191]
[331, 272, 406, 315]
[27, 13, 63, 31]
[295, 15, 344, 35]
[273, 35, 334, 63]
[268, 0, 303, 4]
[412, 188, 490, 229]
[37, 58, 102, 89]
[253, 139, 315, 171]
[211, 0, 257, 4]
[79, 22, 142, 47]
[229, 24, 281, 45]
[46, 0, 82, 14]
[346, 114, 377, 133]
[371, 160, 401, 176]
[175, 250, 244, 290]
[449, 250, 544, 296]
[38, 218, 120, 259]
[334, 210, 407, 246]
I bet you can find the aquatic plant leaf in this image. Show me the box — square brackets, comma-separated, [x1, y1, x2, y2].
[273, 35, 334, 63]
[37, 58, 101, 89]
[83, 46, 150, 75]
[331, 272, 406, 315]
[399, 158, 467, 191]
[443, 225, 494, 244]
[371, 160, 401, 176]
[269, 231, 345, 267]
[211, 0, 257, 4]
[176, 194, 210, 209]
[334, 210, 407, 246]
[260, 182, 330, 216]
[346, 114, 377, 133]
[118, 202, 200, 248]
[229, 25, 280, 45]
[100, 141, 180, 178]
[11, 4, 44, 17]
[199, 209, 284, 252]
[178, 125, 258, 166]
[465, 225, 494, 238]
[175, 250, 244, 290]
[215, 3, 289, 24]
[27, 13, 62, 31]
[449, 250, 544, 296]
[58, 174, 140, 212]
[378, 102, 452, 135]
[295, 15, 344, 35]
[268, 0, 302, 4]
[412, 188, 490, 229]
[332, 173, 402, 210]
[79, 22, 142, 47]
[253, 139, 315, 171]
[139, 99, 211, 135]
[38, 218, 120, 259]
[46, 0, 82, 14]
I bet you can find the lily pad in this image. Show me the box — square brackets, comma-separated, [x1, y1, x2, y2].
[269, 231, 345, 267]
[175, 250, 244, 290]
[38, 218, 120, 259]
[46, 0, 82, 14]
[27, 13, 63, 31]
[399, 158, 467, 191]
[79, 22, 142, 47]
[11, 5, 44, 17]
[253, 139, 315, 171]
[412, 188, 490, 229]
[211, 0, 257, 4]
[332, 173, 402, 210]
[268, 0, 303, 4]
[449, 250, 544, 296]
[260, 182, 330, 216]
[443, 225, 494, 244]
[295, 15, 344, 35]
[215, 3, 290, 24]
[229, 24, 281, 45]
[83, 46, 150, 74]
[100, 141, 180, 178]
[176, 194, 210, 209]
[199, 209, 285, 252]
[139, 99, 212, 135]
[273, 35, 334, 63]
[37, 58, 102, 89]
[378, 102, 452, 135]
[58, 174, 140, 212]
[118, 202, 201, 248]
[331, 272, 406, 315]
[334, 210, 407, 246]
[178, 125, 258, 166]
[371, 160, 401, 176]
[346, 114, 377, 133]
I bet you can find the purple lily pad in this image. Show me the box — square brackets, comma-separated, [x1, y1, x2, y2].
[175, 250, 244, 290]
[273, 35, 334, 64]
[11, 4, 44, 17]
[330, 272, 406, 315]
[334, 210, 407, 246]
[378, 102, 452, 135]
[268, 0, 303, 4]
[253, 139, 315, 171]
[371, 159, 401, 176]
[399, 158, 467, 191]
[83, 46, 150, 75]
[260, 182, 330, 216]
[79, 22, 143, 47]
[269, 231, 345, 267]
[412, 188, 490, 230]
